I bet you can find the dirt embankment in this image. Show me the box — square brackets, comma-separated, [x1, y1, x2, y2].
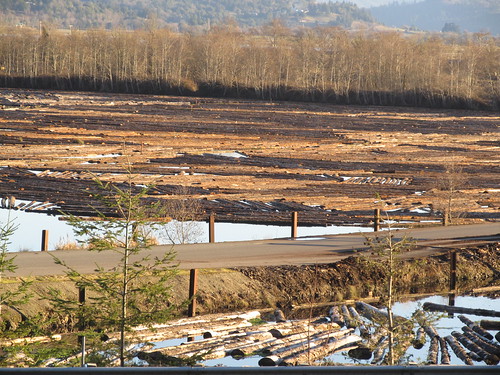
[3, 243, 498, 332]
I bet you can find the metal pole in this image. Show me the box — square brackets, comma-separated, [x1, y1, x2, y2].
[374, 209, 380, 232]
[188, 269, 199, 317]
[291, 211, 298, 238]
[41, 230, 49, 251]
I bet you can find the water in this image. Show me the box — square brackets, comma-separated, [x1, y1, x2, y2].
[0, 207, 372, 252]
[327, 295, 500, 366]
[141, 295, 500, 367]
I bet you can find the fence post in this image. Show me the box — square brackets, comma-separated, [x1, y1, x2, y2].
[449, 250, 457, 292]
[188, 269, 199, 318]
[41, 230, 49, 251]
[78, 287, 86, 367]
[374, 209, 381, 232]
[291, 211, 298, 238]
[209, 213, 215, 243]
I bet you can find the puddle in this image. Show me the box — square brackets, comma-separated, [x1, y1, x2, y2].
[207, 151, 248, 159]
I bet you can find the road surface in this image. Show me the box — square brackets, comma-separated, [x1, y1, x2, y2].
[11, 222, 500, 277]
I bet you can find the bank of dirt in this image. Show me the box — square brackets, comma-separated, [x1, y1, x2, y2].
[2, 243, 498, 333]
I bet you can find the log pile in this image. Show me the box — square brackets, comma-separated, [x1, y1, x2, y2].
[0, 166, 449, 226]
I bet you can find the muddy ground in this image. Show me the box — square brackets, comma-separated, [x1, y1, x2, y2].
[0, 88, 499, 225]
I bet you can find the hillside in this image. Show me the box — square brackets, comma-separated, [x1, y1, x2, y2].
[0, 0, 375, 30]
[371, 0, 500, 34]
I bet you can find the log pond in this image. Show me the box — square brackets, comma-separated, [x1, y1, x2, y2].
[136, 294, 500, 367]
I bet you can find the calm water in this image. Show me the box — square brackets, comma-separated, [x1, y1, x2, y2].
[0, 207, 372, 252]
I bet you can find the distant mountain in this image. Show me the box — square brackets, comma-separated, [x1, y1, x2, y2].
[0, 0, 375, 30]
[371, 0, 500, 34]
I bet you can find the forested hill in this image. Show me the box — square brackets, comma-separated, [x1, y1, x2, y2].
[371, 0, 500, 35]
[0, 0, 374, 30]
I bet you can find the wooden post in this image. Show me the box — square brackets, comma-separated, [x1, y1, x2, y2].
[374, 209, 380, 232]
[188, 269, 199, 317]
[78, 287, 86, 367]
[41, 230, 49, 251]
[291, 211, 298, 238]
[449, 250, 457, 292]
[209, 213, 215, 243]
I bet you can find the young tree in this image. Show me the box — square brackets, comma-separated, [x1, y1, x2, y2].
[0, 213, 32, 333]
[364, 217, 415, 365]
[51, 174, 179, 367]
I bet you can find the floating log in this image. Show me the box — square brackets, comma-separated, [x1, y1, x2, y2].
[480, 320, 500, 331]
[231, 325, 333, 358]
[461, 326, 500, 356]
[328, 306, 345, 328]
[348, 306, 369, 337]
[444, 335, 474, 365]
[451, 331, 499, 365]
[412, 327, 426, 349]
[468, 350, 483, 362]
[263, 328, 345, 360]
[371, 336, 388, 365]
[439, 337, 451, 365]
[355, 302, 407, 325]
[427, 336, 439, 365]
[341, 305, 355, 329]
[458, 315, 494, 340]
[259, 329, 355, 366]
[423, 302, 500, 318]
[281, 331, 362, 365]
[423, 325, 439, 340]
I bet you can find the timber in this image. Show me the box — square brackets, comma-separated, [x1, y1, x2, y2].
[451, 331, 499, 365]
[438, 337, 450, 365]
[444, 335, 473, 366]
[480, 320, 500, 330]
[458, 315, 494, 340]
[423, 302, 500, 318]
[412, 327, 426, 349]
[461, 327, 500, 356]
[427, 336, 439, 365]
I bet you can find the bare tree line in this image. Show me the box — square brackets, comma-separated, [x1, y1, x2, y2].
[0, 25, 498, 109]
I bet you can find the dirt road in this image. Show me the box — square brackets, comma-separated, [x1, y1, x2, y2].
[12, 222, 499, 277]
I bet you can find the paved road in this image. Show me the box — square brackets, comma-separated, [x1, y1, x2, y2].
[11, 222, 500, 277]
